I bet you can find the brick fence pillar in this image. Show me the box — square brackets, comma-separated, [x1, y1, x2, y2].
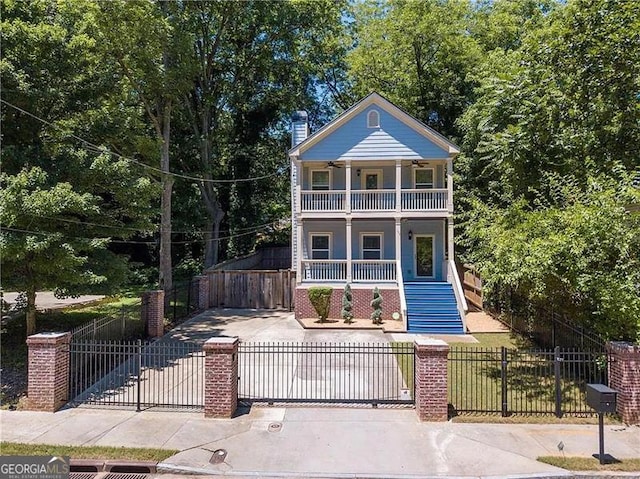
[607, 341, 640, 425]
[141, 290, 164, 338]
[195, 275, 210, 310]
[203, 337, 239, 418]
[415, 338, 450, 422]
[25, 332, 71, 412]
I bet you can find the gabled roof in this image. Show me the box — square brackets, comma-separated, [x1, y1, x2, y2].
[288, 92, 460, 157]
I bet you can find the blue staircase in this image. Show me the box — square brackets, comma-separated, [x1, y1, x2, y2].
[405, 282, 465, 334]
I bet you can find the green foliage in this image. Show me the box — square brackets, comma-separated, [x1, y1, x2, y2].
[308, 286, 333, 322]
[341, 283, 353, 323]
[370, 287, 383, 324]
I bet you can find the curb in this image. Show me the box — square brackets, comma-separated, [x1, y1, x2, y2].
[71, 460, 157, 473]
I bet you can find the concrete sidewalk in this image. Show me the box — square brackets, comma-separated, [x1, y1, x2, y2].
[2, 407, 639, 478]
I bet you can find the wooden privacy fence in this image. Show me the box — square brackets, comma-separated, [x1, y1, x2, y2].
[463, 264, 483, 310]
[207, 270, 296, 309]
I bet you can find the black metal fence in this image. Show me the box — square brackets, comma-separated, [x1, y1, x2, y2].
[448, 346, 608, 417]
[70, 303, 144, 342]
[238, 342, 414, 406]
[69, 339, 204, 410]
[488, 290, 605, 351]
[165, 280, 198, 326]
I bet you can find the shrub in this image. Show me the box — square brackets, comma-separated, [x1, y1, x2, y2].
[308, 286, 333, 322]
[341, 284, 353, 323]
[371, 287, 383, 324]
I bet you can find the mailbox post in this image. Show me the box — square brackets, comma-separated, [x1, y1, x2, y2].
[585, 384, 617, 465]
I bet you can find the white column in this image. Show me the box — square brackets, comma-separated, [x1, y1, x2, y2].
[447, 217, 454, 263]
[447, 159, 453, 213]
[296, 222, 303, 284]
[346, 218, 352, 282]
[395, 218, 402, 266]
[345, 159, 352, 214]
[395, 159, 402, 212]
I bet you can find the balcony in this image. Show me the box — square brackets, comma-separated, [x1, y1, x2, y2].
[301, 260, 397, 283]
[300, 189, 449, 213]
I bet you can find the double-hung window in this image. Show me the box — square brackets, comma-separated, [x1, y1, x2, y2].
[311, 170, 330, 191]
[414, 168, 434, 189]
[310, 234, 331, 260]
[361, 234, 382, 260]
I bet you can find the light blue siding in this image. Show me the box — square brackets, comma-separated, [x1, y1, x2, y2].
[351, 220, 396, 259]
[302, 107, 449, 161]
[303, 220, 347, 259]
[401, 220, 446, 281]
[400, 162, 445, 189]
[292, 121, 308, 147]
[302, 167, 346, 190]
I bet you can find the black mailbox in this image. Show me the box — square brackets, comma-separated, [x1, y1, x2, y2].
[586, 383, 617, 413]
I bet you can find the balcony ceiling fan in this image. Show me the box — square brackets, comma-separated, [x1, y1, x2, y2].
[406, 159, 428, 168]
[325, 161, 342, 169]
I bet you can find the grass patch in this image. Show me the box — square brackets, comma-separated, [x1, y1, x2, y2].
[452, 414, 620, 424]
[449, 332, 529, 349]
[0, 443, 178, 461]
[538, 456, 640, 471]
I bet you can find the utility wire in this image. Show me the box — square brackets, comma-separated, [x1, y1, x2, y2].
[1, 99, 289, 184]
[1, 219, 290, 246]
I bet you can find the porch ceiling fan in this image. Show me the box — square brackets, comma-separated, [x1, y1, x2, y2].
[325, 161, 342, 169]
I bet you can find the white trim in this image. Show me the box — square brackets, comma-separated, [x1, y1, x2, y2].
[360, 232, 383, 260]
[414, 234, 435, 279]
[361, 169, 383, 190]
[367, 110, 380, 128]
[310, 168, 331, 191]
[309, 232, 332, 260]
[413, 167, 435, 189]
[288, 92, 460, 157]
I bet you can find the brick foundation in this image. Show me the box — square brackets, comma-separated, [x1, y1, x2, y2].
[295, 287, 401, 322]
[607, 342, 640, 425]
[415, 338, 449, 421]
[194, 275, 210, 310]
[141, 290, 164, 338]
[25, 332, 71, 412]
[203, 337, 239, 418]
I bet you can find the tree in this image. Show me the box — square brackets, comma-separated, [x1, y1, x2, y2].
[370, 287, 383, 324]
[1, 0, 156, 335]
[341, 284, 353, 323]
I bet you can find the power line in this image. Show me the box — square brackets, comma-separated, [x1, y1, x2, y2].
[1, 99, 289, 184]
[1, 219, 290, 245]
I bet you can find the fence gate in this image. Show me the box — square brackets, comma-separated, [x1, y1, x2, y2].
[69, 339, 204, 410]
[238, 342, 414, 406]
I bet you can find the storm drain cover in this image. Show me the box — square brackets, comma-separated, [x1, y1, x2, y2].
[268, 422, 282, 432]
[209, 449, 227, 464]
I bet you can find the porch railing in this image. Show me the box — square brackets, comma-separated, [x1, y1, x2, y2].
[401, 189, 448, 211]
[301, 191, 346, 212]
[302, 260, 347, 281]
[352, 190, 396, 211]
[352, 260, 397, 282]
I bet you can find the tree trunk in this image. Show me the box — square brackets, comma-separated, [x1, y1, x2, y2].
[203, 205, 225, 269]
[158, 107, 173, 292]
[25, 288, 37, 337]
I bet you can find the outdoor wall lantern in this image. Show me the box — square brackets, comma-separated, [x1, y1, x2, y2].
[408, 230, 413, 240]
[356, 169, 361, 177]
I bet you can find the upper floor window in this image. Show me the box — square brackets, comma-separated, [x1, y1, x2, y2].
[310, 233, 331, 259]
[414, 168, 434, 189]
[311, 169, 330, 190]
[367, 110, 380, 128]
[361, 233, 382, 260]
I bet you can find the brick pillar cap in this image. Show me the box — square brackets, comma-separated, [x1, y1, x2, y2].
[27, 332, 71, 344]
[415, 338, 449, 347]
[607, 341, 640, 353]
[204, 336, 239, 346]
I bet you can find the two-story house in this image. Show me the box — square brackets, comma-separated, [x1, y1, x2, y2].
[289, 93, 467, 333]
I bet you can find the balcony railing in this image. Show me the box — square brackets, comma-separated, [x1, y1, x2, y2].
[352, 190, 395, 211]
[352, 260, 396, 282]
[401, 189, 448, 211]
[300, 189, 448, 213]
[301, 260, 397, 282]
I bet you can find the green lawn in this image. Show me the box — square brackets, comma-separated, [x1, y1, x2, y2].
[1, 294, 143, 408]
[538, 456, 640, 471]
[0, 443, 178, 461]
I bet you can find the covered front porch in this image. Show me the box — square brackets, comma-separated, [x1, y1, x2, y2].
[296, 218, 454, 284]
